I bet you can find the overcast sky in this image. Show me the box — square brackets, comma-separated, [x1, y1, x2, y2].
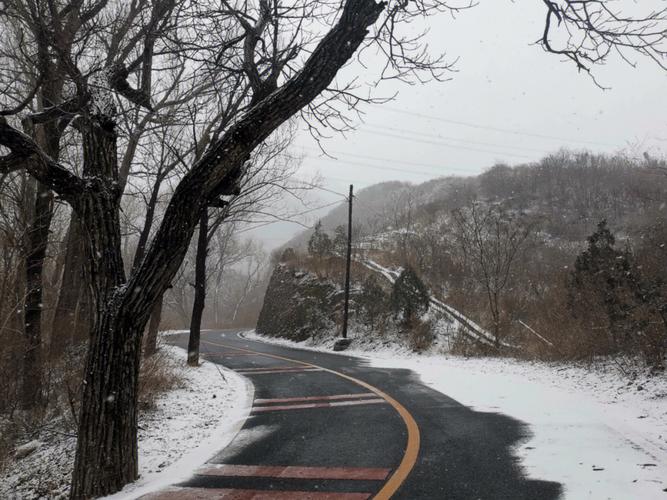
[247, 0, 667, 251]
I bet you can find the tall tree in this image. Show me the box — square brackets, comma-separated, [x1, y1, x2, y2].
[452, 203, 535, 347]
[186, 136, 299, 365]
[308, 220, 332, 259]
[1, 0, 665, 497]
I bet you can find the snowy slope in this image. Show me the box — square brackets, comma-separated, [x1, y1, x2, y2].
[362, 259, 513, 349]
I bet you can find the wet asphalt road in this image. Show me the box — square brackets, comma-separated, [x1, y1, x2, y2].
[149, 330, 561, 499]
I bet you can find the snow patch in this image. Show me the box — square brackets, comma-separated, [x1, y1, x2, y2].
[0, 345, 251, 500]
[246, 330, 667, 499]
[103, 346, 253, 499]
[361, 259, 514, 349]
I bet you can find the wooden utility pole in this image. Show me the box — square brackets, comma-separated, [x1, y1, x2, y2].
[341, 184, 353, 339]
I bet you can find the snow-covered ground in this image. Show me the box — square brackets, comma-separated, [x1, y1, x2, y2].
[361, 258, 514, 348]
[0, 345, 251, 500]
[244, 330, 667, 499]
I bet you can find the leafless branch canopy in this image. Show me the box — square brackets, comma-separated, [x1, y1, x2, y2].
[540, 0, 667, 79]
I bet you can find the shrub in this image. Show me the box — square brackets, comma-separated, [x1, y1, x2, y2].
[138, 348, 183, 411]
[407, 318, 434, 352]
[391, 266, 430, 323]
[357, 275, 389, 330]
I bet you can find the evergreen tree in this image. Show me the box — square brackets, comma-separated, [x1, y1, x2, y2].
[391, 266, 430, 323]
[569, 220, 666, 364]
[358, 274, 388, 329]
[570, 220, 634, 333]
[308, 221, 332, 258]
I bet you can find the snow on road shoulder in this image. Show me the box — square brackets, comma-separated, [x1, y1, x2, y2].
[371, 355, 667, 500]
[105, 345, 253, 499]
[245, 331, 667, 499]
[0, 345, 251, 500]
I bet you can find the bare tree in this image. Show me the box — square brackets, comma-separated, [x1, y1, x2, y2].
[452, 203, 536, 347]
[187, 132, 302, 365]
[539, 0, 667, 83]
[0, 0, 665, 497]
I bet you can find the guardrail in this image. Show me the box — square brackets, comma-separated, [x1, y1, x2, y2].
[361, 259, 517, 350]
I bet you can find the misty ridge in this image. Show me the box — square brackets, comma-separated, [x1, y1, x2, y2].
[273, 149, 667, 369]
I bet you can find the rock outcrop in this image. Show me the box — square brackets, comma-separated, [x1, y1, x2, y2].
[256, 264, 338, 341]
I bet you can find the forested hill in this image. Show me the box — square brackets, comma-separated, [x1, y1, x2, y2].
[289, 150, 667, 250]
[285, 176, 471, 249]
[279, 150, 667, 365]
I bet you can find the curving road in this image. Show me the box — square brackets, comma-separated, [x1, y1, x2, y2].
[145, 330, 562, 499]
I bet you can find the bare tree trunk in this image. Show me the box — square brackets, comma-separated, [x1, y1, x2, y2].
[67, 3, 385, 495]
[132, 170, 163, 272]
[187, 208, 208, 366]
[70, 120, 132, 499]
[50, 215, 88, 355]
[21, 180, 53, 409]
[135, 173, 167, 359]
[144, 294, 163, 357]
[21, 102, 60, 407]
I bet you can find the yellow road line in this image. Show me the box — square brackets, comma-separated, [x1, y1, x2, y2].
[201, 338, 420, 500]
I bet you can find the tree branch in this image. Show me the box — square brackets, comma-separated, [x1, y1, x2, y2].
[125, 0, 387, 320]
[0, 117, 84, 198]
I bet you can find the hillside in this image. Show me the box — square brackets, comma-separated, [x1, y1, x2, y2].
[284, 176, 473, 250]
[267, 151, 667, 367]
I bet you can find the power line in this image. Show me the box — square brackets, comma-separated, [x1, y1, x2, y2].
[289, 179, 350, 199]
[355, 128, 535, 159]
[303, 155, 450, 177]
[364, 123, 550, 155]
[381, 105, 616, 148]
[300, 149, 483, 177]
[235, 200, 343, 234]
[352, 195, 391, 221]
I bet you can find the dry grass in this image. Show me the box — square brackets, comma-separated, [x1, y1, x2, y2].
[138, 346, 184, 411]
[407, 318, 435, 352]
[0, 337, 184, 472]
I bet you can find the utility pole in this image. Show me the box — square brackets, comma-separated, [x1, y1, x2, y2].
[341, 184, 353, 339]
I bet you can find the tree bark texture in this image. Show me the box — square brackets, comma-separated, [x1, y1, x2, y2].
[70, 119, 133, 499]
[143, 294, 163, 357]
[65, 1, 385, 496]
[21, 180, 53, 409]
[188, 209, 208, 366]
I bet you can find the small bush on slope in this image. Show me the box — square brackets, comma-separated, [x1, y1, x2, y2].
[391, 266, 430, 324]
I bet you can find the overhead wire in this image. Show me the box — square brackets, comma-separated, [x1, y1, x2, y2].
[300, 153, 481, 178]
[380, 105, 616, 148]
[299, 147, 481, 175]
[235, 199, 344, 234]
[352, 128, 535, 159]
[363, 122, 551, 155]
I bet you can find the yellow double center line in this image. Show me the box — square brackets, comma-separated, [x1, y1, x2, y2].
[201, 338, 420, 500]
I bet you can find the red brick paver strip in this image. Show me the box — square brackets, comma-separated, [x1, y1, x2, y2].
[142, 487, 371, 499]
[196, 465, 391, 481]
